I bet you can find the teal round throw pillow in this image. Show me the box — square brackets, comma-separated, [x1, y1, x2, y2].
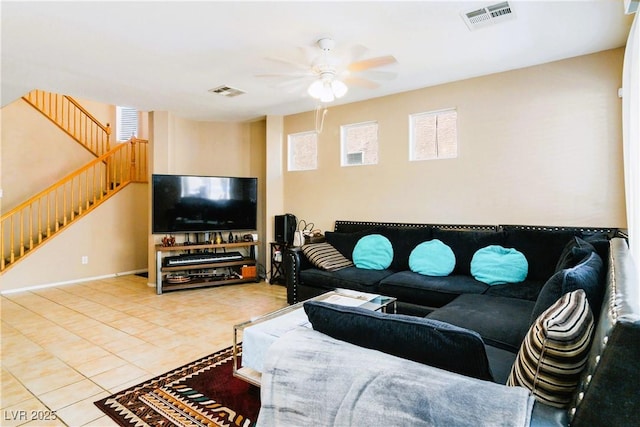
[471, 245, 528, 285]
[409, 239, 456, 276]
[352, 234, 393, 270]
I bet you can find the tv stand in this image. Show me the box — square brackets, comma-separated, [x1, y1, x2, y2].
[155, 240, 259, 295]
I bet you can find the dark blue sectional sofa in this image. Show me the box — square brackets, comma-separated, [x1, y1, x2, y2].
[283, 220, 639, 426]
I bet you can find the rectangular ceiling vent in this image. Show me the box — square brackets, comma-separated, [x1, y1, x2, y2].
[208, 85, 245, 97]
[462, 1, 515, 31]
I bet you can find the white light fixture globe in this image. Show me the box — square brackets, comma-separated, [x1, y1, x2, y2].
[307, 74, 347, 103]
[331, 79, 348, 98]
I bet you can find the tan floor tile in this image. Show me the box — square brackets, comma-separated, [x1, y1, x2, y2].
[19, 367, 86, 396]
[0, 398, 51, 427]
[112, 342, 163, 364]
[104, 374, 154, 394]
[44, 339, 111, 366]
[82, 415, 120, 426]
[1, 369, 34, 409]
[106, 316, 156, 336]
[100, 334, 146, 353]
[73, 354, 128, 378]
[23, 417, 67, 426]
[54, 391, 110, 427]
[90, 363, 150, 390]
[0, 276, 287, 425]
[38, 379, 105, 411]
[7, 355, 70, 384]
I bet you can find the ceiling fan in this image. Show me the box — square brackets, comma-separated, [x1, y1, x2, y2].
[258, 37, 398, 103]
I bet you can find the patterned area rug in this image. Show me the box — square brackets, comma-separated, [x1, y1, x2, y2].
[95, 345, 260, 427]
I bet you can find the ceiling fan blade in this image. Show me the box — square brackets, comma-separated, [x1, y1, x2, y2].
[261, 75, 314, 92]
[255, 72, 313, 78]
[263, 56, 311, 72]
[348, 55, 397, 72]
[355, 70, 397, 81]
[344, 76, 380, 89]
[348, 44, 369, 62]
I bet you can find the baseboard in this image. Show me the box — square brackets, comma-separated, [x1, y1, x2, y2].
[0, 268, 149, 295]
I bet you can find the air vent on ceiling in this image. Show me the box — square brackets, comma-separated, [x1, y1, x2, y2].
[208, 85, 245, 97]
[461, 1, 515, 31]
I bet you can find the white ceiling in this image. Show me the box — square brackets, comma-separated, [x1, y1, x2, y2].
[1, 1, 633, 122]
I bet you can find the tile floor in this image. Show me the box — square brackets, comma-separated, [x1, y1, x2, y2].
[0, 275, 287, 426]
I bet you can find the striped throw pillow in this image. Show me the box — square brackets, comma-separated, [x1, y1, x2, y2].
[507, 289, 594, 408]
[302, 243, 354, 271]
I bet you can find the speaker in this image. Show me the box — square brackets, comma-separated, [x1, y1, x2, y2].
[275, 214, 296, 246]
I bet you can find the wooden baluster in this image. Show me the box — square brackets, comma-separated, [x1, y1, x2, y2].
[106, 123, 111, 152]
[28, 204, 33, 250]
[38, 198, 42, 244]
[130, 138, 137, 181]
[10, 216, 15, 264]
[1, 221, 5, 271]
[77, 175, 82, 216]
[93, 165, 98, 205]
[86, 169, 90, 210]
[19, 211, 24, 256]
[63, 185, 68, 226]
[46, 192, 51, 237]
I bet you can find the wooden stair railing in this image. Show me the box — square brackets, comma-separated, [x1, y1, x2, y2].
[0, 138, 148, 273]
[22, 89, 112, 157]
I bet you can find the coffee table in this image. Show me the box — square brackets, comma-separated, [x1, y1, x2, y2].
[233, 289, 397, 386]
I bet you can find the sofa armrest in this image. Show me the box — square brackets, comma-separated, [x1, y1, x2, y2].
[284, 247, 308, 304]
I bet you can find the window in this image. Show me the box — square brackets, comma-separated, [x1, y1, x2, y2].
[341, 121, 378, 166]
[116, 106, 138, 142]
[410, 109, 458, 161]
[288, 131, 318, 171]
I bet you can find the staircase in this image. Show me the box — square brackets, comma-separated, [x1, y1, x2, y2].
[1, 91, 148, 273]
[22, 89, 112, 157]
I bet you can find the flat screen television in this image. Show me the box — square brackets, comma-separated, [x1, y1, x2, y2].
[152, 174, 257, 234]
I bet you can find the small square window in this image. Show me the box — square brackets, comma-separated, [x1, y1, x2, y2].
[410, 109, 458, 161]
[288, 131, 318, 171]
[341, 121, 378, 166]
[116, 106, 138, 142]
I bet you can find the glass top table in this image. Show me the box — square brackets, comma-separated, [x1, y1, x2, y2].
[233, 289, 397, 386]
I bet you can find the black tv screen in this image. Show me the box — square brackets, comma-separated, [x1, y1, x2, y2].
[152, 174, 257, 234]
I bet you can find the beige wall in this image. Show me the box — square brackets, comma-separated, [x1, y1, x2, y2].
[282, 48, 627, 232]
[1, 184, 148, 292]
[1, 98, 99, 210]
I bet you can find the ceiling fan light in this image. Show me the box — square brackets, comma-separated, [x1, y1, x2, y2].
[307, 80, 325, 99]
[331, 79, 348, 98]
[320, 83, 335, 103]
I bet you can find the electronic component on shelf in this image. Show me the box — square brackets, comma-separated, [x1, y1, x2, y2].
[164, 251, 243, 266]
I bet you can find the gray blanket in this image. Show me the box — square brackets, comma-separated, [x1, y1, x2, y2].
[257, 328, 533, 427]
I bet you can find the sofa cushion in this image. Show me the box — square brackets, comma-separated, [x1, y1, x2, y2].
[482, 279, 546, 301]
[409, 239, 456, 276]
[502, 227, 578, 281]
[562, 251, 604, 317]
[324, 227, 384, 260]
[530, 250, 604, 323]
[378, 226, 434, 271]
[485, 344, 518, 385]
[301, 242, 354, 271]
[471, 245, 528, 285]
[507, 289, 594, 409]
[352, 234, 394, 270]
[304, 300, 494, 381]
[379, 271, 488, 308]
[300, 267, 393, 293]
[554, 236, 597, 272]
[426, 294, 535, 352]
[431, 229, 506, 276]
